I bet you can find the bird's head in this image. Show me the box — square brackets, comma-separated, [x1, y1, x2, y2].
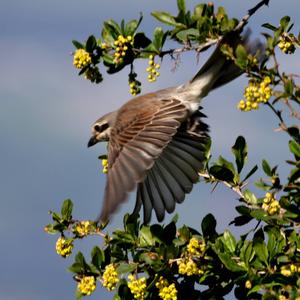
[88, 111, 117, 147]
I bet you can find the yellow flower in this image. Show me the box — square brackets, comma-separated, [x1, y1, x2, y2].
[102, 158, 108, 174]
[280, 263, 300, 278]
[245, 280, 252, 289]
[101, 264, 119, 291]
[156, 277, 177, 300]
[278, 35, 296, 54]
[73, 49, 92, 69]
[281, 265, 292, 277]
[187, 237, 206, 256]
[178, 258, 204, 276]
[78, 276, 96, 296]
[55, 237, 73, 258]
[262, 192, 280, 215]
[113, 35, 134, 64]
[147, 55, 160, 82]
[128, 77, 141, 96]
[75, 221, 93, 237]
[238, 77, 273, 111]
[128, 274, 147, 300]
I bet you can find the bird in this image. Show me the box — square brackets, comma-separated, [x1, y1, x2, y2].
[88, 31, 262, 224]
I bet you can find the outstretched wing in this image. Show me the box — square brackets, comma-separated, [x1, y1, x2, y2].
[134, 109, 210, 223]
[98, 96, 188, 222]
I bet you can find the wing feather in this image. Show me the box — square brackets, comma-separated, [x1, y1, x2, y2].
[98, 98, 187, 222]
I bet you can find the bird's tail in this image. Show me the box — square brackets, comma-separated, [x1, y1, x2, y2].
[185, 30, 263, 100]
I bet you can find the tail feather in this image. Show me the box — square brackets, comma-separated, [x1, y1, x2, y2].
[188, 30, 264, 98]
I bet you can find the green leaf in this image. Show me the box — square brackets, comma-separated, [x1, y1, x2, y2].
[262, 23, 277, 31]
[44, 224, 58, 234]
[284, 79, 294, 95]
[68, 262, 84, 273]
[262, 159, 272, 176]
[242, 166, 258, 185]
[133, 32, 151, 49]
[61, 199, 73, 221]
[151, 11, 183, 27]
[85, 35, 97, 53]
[177, 0, 186, 14]
[229, 215, 252, 226]
[102, 21, 120, 42]
[75, 287, 83, 300]
[163, 222, 176, 244]
[253, 240, 269, 265]
[289, 140, 300, 158]
[139, 225, 155, 246]
[75, 251, 86, 265]
[91, 246, 104, 270]
[125, 17, 141, 36]
[117, 263, 137, 274]
[72, 40, 84, 49]
[240, 241, 255, 267]
[280, 16, 291, 30]
[235, 44, 248, 69]
[223, 230, 236, 253]
[104, 19, 122, 36]
[176, 28, 199, 42]
[216, 251, 246, 272]
[265, 226, 285, 260]
[101, 26, 115, 44]
[243, 190, 258, 205]
[209, 165, 235, 183]
[232, 136, 247, 174]
[152, 27, 166, 52]
[201, 213, 217, 239]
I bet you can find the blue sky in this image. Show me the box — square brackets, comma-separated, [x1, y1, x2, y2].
[1, 1, 300, 299]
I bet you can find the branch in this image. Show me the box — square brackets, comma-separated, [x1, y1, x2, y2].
[198, 172, 245, 200]
[133, 0, 270, 59]
[234, 0, 270, 33]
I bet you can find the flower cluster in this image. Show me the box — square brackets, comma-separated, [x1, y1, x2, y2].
[187, 237, 206, 256]
[127, 274, 147, 300]
[55, 237, 73, 258]
[78, 276, 96, 296]
[74, 221, 93, 237]
[84, 66, 102, 83]
[262, 192, 281, 215]
[280, 264, 300, 277]
[155, 277, 177, 300]
[73, 49, 92, 69]
[101, 264, 119, 291]
[113, 35, 134, 64]
[278, 34, 296, 54]
[177, 258, 204, 276]
[146, 55, 160, 82]
[128, 72, 141, 96]
[238, 76, 272, 111]
[102, 158, 108, 174]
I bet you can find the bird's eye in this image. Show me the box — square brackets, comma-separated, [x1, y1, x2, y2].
[94, 123, 109, 132]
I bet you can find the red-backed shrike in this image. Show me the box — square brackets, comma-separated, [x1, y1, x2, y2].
[88, 31, 261, 223]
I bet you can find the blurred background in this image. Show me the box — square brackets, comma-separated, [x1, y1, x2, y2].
[1, 0, 300, 299]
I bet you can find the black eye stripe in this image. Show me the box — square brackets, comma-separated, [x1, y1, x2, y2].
[94, 123, 109, 132]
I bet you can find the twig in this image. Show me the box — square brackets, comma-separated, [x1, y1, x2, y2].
[266, 102, 288, 132]
[234, 0, 270, 33]
[198, 172, 245, 199]
[284, 99, 300, 121]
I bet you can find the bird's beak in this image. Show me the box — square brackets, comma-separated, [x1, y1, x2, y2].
[87, 136, 98, 148]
